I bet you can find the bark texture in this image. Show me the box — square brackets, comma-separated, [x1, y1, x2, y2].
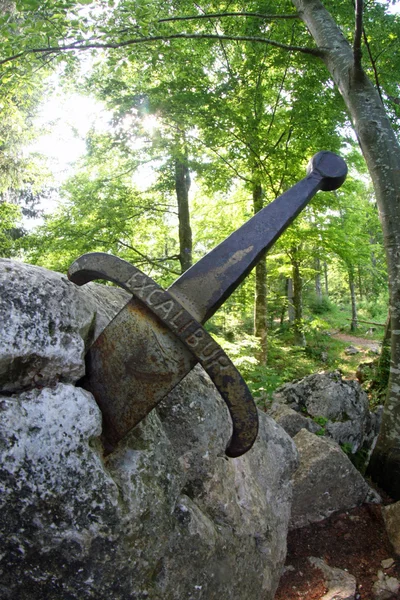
[292, 0, 400, 498]
[175, 155, 192, 273]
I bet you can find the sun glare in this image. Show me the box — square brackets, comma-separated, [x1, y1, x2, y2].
[141, 114, 159, 136]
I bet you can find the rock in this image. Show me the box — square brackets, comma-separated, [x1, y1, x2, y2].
[290, 429, 380, 529]
[0, 258, 130, 393]
[372, 570, 400, 599]
[308, 557, 357, 600]
[381, 558, 395, 570]
[366, 327, 377, 335]
[369, 346, 381, 355]
[356, 361, 374, 384]
[270, 371, 381, 456]
[382, 501, 400, 555]
[267, 402, 321, 438]
[345, 346, 359, 355]
[0, 259, 299, 600]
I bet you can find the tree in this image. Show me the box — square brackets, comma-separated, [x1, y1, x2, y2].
[289, 0, 400, 498]
[0, 200, 20, 256]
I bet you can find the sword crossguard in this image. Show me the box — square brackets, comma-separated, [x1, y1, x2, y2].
[69, 253, 259, 457]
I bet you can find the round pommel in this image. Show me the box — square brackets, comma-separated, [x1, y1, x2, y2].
[307, 151, 348, 191]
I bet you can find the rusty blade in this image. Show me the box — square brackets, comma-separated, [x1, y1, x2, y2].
[168, 151, 347, 322]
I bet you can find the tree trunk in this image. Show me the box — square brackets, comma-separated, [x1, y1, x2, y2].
[174, 154, 192, 274]
[287, 277, 295, 324]
[324, 261, 329, 296]
[357, 265, 363, 301]
[315, 257, 322, 301]
[348, 266, 358, 331]
[292, 0, 400, 498]
[292, 250, 306, 347]
[253, 182, 268, 364]
[375, 313, 391, 391]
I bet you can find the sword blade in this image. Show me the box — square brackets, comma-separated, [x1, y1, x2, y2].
[168, 151, 347, 322]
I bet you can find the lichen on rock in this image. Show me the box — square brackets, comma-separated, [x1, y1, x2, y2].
[0, 258, 298, 600]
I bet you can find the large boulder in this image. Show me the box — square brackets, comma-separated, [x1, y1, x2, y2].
[290, 429, 380, 529]
[271, 371, 381, 455]
[0, 258, 298, 600]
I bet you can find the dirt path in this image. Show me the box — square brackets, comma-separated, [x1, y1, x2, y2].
[331, 332, 381, 349]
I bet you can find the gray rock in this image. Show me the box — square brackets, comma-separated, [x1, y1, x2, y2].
[369, 346, 381, 355]
[308, 557, 357, 600]
[372, 570, 400, 599]
[381, 558, 395, 570]
[290, 429, 380, 529]
[271, 371, 381, 455]
[268, 402, 321, 438]
[345, 346, 359, 355]
[382, 501, 400, 555]
[0, 258, 130, 393]
[0, 259, 299, 600]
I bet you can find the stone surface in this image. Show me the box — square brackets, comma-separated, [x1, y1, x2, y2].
[271, 371, 381, 454]
[382, 501, 400, 555]
[0, 258, 130, 393]
[372, 570, 400, 599]
[369, 346, 381, 355]
[290, 429, 380, 529]
[345, 346, 359, 355]
[0, 259, 299, 600]
[268, 402, 321, 438]
[308, 557, 357, 600]
[381, 558, 395, 570]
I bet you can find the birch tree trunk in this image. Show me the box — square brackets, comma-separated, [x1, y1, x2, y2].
[292, 0, 400, 498]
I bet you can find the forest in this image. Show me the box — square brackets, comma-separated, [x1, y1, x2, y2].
[1, 0, 400, 494]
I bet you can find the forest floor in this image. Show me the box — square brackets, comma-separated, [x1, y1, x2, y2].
[274, 331, 399, 600]
[274, 500, 400, 600]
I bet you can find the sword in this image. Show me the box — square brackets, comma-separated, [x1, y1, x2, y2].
[68, 151, 347, 457]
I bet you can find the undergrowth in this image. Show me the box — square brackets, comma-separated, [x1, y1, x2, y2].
[207, 295, 388, 410]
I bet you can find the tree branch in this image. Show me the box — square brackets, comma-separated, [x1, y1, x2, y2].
[354, 0, 363, 73]
[362, 28, 384, 105]
[193, 2, 237, 86]
[158, 12, 300, 23]
[113, 239, 182, 275]
[0, 33, 322, 66]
